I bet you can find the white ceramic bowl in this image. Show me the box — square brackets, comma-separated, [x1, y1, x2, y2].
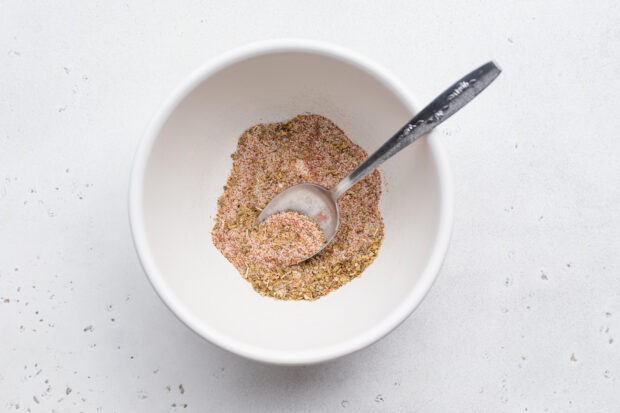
[130, 39, 453, 365]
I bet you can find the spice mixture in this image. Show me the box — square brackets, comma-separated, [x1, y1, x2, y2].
[250, 211, 326, 270]
[211, 114, 384, 300]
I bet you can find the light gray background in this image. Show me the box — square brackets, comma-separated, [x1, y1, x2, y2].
[2, 1, 619, 411]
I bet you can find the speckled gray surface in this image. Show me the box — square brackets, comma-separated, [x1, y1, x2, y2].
[2, 1, 619, 411]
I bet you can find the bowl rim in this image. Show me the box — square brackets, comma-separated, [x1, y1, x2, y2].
[129, 38, 454, 365]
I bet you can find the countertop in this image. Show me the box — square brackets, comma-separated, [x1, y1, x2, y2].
[1, 1, 619, 411]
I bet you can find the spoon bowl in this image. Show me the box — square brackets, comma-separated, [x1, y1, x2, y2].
[256, 182, 339, 256]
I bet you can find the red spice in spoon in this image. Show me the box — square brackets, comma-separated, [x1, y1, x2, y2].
[249, 211, 325, 269]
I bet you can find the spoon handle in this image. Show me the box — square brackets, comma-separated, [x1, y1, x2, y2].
[329, 61, 501, 200]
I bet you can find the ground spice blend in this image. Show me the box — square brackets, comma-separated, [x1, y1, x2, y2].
[211, 114, 384, 300]
[249, 211, 326, 270]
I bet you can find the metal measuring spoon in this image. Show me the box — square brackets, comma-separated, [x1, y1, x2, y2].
[257, 61, 501, 259]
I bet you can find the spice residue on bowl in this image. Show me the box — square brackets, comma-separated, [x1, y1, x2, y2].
[250, 211, 326, 270]
[211, 114, 384, 300]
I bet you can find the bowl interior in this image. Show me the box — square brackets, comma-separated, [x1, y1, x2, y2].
[139, 49, 444, 361]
